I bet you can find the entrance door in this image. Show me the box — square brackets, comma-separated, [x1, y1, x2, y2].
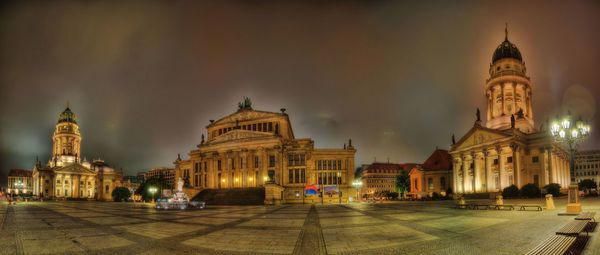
[218, 173, 221, 189]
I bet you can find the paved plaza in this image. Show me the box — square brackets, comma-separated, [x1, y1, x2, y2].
[1, 198, 600, 254]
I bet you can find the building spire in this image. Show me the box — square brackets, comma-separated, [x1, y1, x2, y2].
[66, 100, 70, 109]
[505, 22, 508, 40]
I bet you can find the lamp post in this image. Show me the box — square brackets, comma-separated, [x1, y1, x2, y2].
[352, 181, 363, 203]
[550, 114, 591, 213]
[149, 187, 157, 203]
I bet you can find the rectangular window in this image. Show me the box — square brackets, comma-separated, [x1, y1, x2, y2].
[507, 157, 513, 163]
[301, 169, 305, 183]
[294, 155, 300, 166]
[440, 177, 446, 190]
[338, 175, 342, 184]
[231, 158, 235, 169]
[532, 156, 539, 163]
[289, 170, 294, 183]
[295, 169, 299, 183]
[328, 172, 332, 185]
[269, 156, 276, 167]
[204, 174, 207, 186]
[204, 162, 207, 172]
[258, 123, 262, 131]
[219, 129, 222, 135]
[253, 124, 256, 131]
[300, 154, 306, 166]
[289, 155, 294, 166]
[218, 160, 222, 170]
[328, 160, 332, 170]
[333, 172, 337, 184]
[493, 159, 499, 165]
[333, 160, 337, 170]
[428, 178, 433, 190]
[254, 156, 259, 168]
[318, 173, 322, 185]
[318, 160, 322, 170]
[242, 125, 246, 130]
[268, 122, 273, 132]
[337, 160, 342, 169]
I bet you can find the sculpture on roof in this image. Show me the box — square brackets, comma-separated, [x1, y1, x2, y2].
[476, 108, 481, 121]
[237, 97, 252, 110]
[452, 134, 456, 145]
[510, 115, 515, 128]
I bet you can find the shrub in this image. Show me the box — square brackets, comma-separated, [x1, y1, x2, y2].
[521, 183, 541, 198]
[112, 187, 131, 202]
[502, 185, 520, 198]
[578, 179, 597, 191]
[543, 183, 561, 197]
[432, 192, 440, 200]
[446, 188, 453, 194]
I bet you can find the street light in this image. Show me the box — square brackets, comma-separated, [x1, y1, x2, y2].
[352, 180, 363, 202]
[149, 187, 157, 203]
[550, 114, 591, 213]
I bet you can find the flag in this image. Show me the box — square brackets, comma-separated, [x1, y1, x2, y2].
[305, 185, 318, 195]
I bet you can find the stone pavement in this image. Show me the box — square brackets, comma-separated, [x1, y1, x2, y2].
[0, 197, 599, 254]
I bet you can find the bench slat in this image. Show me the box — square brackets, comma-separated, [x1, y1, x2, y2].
[526, 235, 575, 255]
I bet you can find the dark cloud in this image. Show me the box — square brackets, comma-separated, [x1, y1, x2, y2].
[1, 1, 599, 185]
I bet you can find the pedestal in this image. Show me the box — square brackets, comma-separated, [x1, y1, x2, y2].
[566, 184, 582, 213]
[264, 183, 284, 205]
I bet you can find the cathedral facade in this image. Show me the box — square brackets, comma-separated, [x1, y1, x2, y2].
[32, 103, 122, 200]
[174, 100, 356, 204]
[449, 30, 570, 194]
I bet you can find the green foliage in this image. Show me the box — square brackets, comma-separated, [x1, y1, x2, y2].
[521, 183, 541, 198]
[543, 183, 561, 197]
[135, 174, 173, 201]
[111, 187, 131, 202]
[578, 179, 597, 191]
[502, 185, 520, 198]
[385, 191, 399, 200]
[395, 170, 411, 198]
[446, 187, 453, 195]
[432, 192, 440, 200]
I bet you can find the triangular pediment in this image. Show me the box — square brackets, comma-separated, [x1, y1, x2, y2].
[210, 109, 284, 127]
[207, 129, 278, 144]
[452, 126, 512, 151]
[54, 163, 96, 175]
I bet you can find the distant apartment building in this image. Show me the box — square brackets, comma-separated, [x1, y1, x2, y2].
[147, 167, 176, 186]
[361, 162, 419, 196]
[7, 169, 33, 196]
[136, 172, 147, 182]
[574, 150, 600, 186]
[409, 149, 453, 197]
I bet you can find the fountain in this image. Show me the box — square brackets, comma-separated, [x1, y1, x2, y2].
[156, 177, 205, 210]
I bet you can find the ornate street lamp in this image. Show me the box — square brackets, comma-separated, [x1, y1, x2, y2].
[149, 187, 157, 203]
[550, 114, 591, 213]
[352, 180, 363, 202]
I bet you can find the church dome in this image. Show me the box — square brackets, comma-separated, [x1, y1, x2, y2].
[58, 106, 77, 124]
[492, 38, 522, 63]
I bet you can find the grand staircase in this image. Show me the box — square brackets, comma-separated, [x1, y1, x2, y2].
[190, 187, 265, 205]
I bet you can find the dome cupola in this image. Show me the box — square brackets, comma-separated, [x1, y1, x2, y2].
[58, 101, 77, 124]
[492, 38, 522, 63]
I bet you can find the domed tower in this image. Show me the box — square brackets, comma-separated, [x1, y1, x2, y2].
[51, 101, 82, 166]
[485, 26, 535, 133]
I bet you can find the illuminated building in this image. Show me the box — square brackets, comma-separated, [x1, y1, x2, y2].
[449, 29, 570, 194]
[174, 99, 356, 204]
[574, 150, 600, 185]
[31, 103, 122, 200]
[7, 169, 33, 195]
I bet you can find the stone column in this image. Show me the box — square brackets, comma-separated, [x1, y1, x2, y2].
[541, 148, 549, 186]
[497, 146, 505, 190]
[548, 149, 557, 184]
[473, 152, 481, 193]
[511, 144, 521, 188]
[462, 156, 470, 193]
[485, 150, 493, 192]
[453, 157, 461, 193]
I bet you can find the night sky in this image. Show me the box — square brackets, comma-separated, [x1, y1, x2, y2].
[1, 1, 599, 185]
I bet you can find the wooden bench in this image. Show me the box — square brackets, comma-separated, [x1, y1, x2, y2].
[470, 204, 491, 210]
[525, 235, 576, 255]
[519, 204, 543, 211]
[489, 204, 514, 210]
[556, 220, 590, 236]
[455, 203, 469, 209]
[575, 211, 596, 222]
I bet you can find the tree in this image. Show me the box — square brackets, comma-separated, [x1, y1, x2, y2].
[543, 183, 561, 197]
[384, 191, 399, 200]
[502, 185, 520, 198]
[112, 187, 131, 202]
[521, 183, 541, 198]
[395, 170, 411, 198]
[135, 175, 173, 201]
[578, 179, 597, 192]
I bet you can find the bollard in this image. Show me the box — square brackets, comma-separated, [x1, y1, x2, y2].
[496, 195, 503, 210]
[545, 194, 555, 210]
